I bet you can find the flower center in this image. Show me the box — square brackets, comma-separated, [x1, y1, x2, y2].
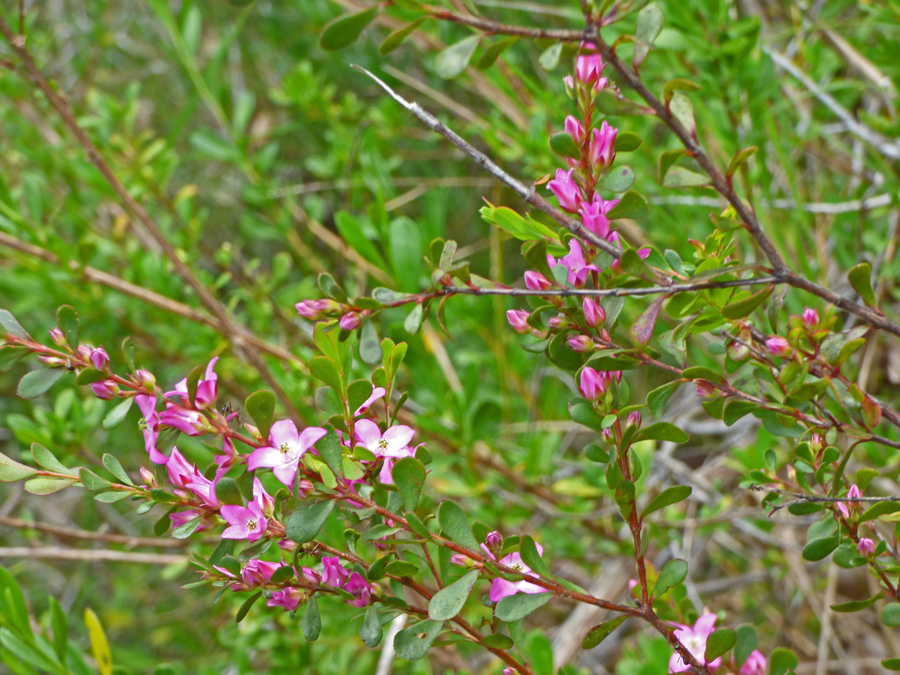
[247, 520, 257, 530]
[279, 442, 291, 455]
[378, 438, 389, 451]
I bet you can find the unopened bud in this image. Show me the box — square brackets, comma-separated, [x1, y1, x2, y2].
[339, 312, 363, 331]
[139, 466, 157, 488]
[582, 297, 606, 327]
[90, 380, 119, 400]
[524, 271, 552, 291]
[49, 328, 67, 347]
[802, 307, 819, 330]
[579, 367, 606, 401]
[89, 346, 109, 370]
[38, 355, 68, 367]
[765, 336, 792, 357]
[626, 411, 642, 428]
[506, 310, 531, 334]
[135, 368, 156, 389]
[568, 335, 595, 352]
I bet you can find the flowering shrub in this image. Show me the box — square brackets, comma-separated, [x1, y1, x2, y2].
[2, 1, 900, 674]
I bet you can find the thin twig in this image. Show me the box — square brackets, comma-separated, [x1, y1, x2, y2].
[0, 514, 199, 548]
[0, 546, 187, 565]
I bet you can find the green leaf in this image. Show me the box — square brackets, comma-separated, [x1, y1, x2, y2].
[84, 608, 113, 675]
[652, 558, 687, 599]
[606, 190, 649, 220]
[519, 536, 550, 577]
[302, 597, 321, 640]
[360, 604, 383, 647]
[831, 593, 882, 612]
[17, 368, 65, 399]
[482, 633, 514, 648]
[48, 596, 68, 664]
[726, 146, 758, 178]
[0, 346, 26, 371]
[705, 628, 735, 662]
[883, 603, 900, 627]
[614, 131, 643, 152]
[633, 3, 664, 68]
[404, 304, 425, 334]
[102, 397, 133, 430]
[93, 491, 131, 503]
[768, 647, 798, 675]
[121, 336, 135, 372]
[172, 515, 203, 539]
[390, 217, 423, 292]
[0, 452, 38, 482]
[394, 619, 442, 660]
[734, 624, 758, 666]
[597, 165, 635, 193]
[385, 560, 419, 577]
[309, 356, 343, 393]
[80, 468, 112, 491]
[495, 592, 550, 621]
[359, 321, 382, 365]
[721, 285, 773, 319]
[438, 501, 479, 550]
[0, 309, 29, 339]
[662, 77, 701, 103]
[101, 454, 134, 486]
[594, 90, 652, 116]
[550, 132, 579, 158]
[56, 305, 79, 348]
[245, 390, 276, 440]
[319, 7, 378, 50]
[883, 658, 900, 671]
[668, 92, 695, 138]
[641, 485, 691, 519]
[636, 422, 689, 443]
[848, 262, 876, 306]
[477, 36, 518, 69]
[581, 616, 628, 649]
[286, 500, 336, 543]
[802, 535, 839, 561]
[379, 18, 426, 55]
[723, 400, 757, 426]
[428, 570, 479, 620]
[235, 591, 262, 623]
[435, 34, 480, 79]
[663, 166, 708, 188]
[647, 381, 680, 419]
[538, 42, 563, 70]
[75, 368, 109, 385]
[32, 443, 69, 473]
[317, 426, 345, 481]
[393, 457, 426, 511]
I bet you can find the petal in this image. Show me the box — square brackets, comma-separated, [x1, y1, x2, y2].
[489, 579, 519, 602]
[694, 613, 718, 638]
[272, 462, 298, 486]
[514, 580, 548, 595]
[354, 419, 382, 448]
[297, 426, 328, 452]
[383, 425, 415, 452]
[204, 356, 219, 381]
[222, 524, 248, 540]
[269, 419, 299, 447]
[220, 505, 249, 526]
[247, 446, 282, 471]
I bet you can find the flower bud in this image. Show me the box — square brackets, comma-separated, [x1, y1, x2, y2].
[524, 271, 552, 291]
[77, 344, 92, 359]
[802, 307, 819, 330]
[90, 379, 119, 400]
[506, 310, 531, 334]
[38, 355, 67, 367]
[547, 316, 569, 331]
[49, 327, 67, 347]
[484, 530, 503, 549]
[626, 411, 642, 428]
[695, 380, 716, 398]
[582, 297, 606, 327]
[575, 44, 604, 86]
[857, 537, 876, 556]
[89, 346, 109, 370]
[589, 121, 617, 171]
[765, 336, 792, 357]
[295, 299, 328, 320]
[339, 312, 362, 331]
[568, 335, 595, 352]
[579, 367, 606, 401]
[139, 466, 157, 488]
[135, 368, 156, 389]
[808, 433, 824, 454]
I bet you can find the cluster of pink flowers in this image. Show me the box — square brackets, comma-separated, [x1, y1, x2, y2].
[668, 613, 767, 675]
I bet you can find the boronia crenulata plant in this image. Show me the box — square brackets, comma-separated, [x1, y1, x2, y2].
[1, 2, 899, 674]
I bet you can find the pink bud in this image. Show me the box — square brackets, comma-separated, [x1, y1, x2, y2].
[548, 316, 569, 330]
[739, 650, 768, 675]
[695, 380, 716, 398]
[575, 44, 604, 86]
[90, 379, 119, 400]
[568, 335, 595, 352]
[626, 411, 642, 428]
[339, 312, 362, 330]
[524, 271, 552, 291]
[809, 433, 824, 454]
[136, 368, 156, 389]
[802, 307, 819, 329]
[579, 367, 606, 401]
[765, 336, 791, 357]
[857, 537, 876, 556]
[582, 297, 606, 327]
[89, 346, 109, 370]
[49, 327, 67, 347]
[295, 300, 324, 320]
[485, 531, 503, 549]
[76, 344, 91, 359]
[139, 466, 156, 487]
[38, 355, 67, 367]
[564, 115, 585, 145]
[589, 121, 617, 170]
[506, 310, 531, 334]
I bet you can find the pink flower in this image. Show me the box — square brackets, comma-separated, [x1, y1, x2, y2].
[267, 587, 306, 611]
[739, 650, 767, 675]
[247, 420, 327, 486]
[90, 379, 119, 400]
[89, 347, 109, 370]
[355, 384, 386, 417]
[221, 501, 267, 542]
[240, 559, 282, 588]
[583, 297, 606, 327]
[159, 407, 209, 436]
[547, 239, 599, 287]
[339, 312, 362, 330]
[668, 613, 722, 673]
[579, 367, 606, 401]
[765, 336, 791, 357]
[344, 572, 371, 607]
[354, 419, 416, 484]
[547, 169, 582, 213]
[506, 309, 531, 334]
[165, 357, 219, 410]
[321, 556, 350, 587]
[575, 44, 605, 87]
[489, 546, 549, 602]
[135, 394, 168, 465]
[589, 121, 617, 170]
[802, 307, 819, 329]
[524, 271, 552, 291]
[857, 537, 876, 555]
[564, 115, 585, 144]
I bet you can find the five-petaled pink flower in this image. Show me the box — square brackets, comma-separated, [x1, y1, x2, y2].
[221, 479, 273, 542]
[547, 239, 599, 287]
[344, 572, 372, 607]
[489, 544, 549, 602]
[321, 556, 350, 587]
[354, 419, 416, 483]
[247, 420, 327, 486]
[668, 612, 722, 673]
